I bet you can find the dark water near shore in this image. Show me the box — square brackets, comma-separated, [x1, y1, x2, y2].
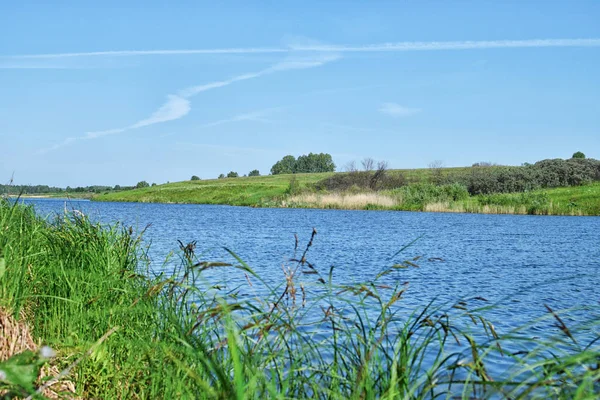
[22, 198, 600, 341]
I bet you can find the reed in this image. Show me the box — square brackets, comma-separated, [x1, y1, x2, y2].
[284, 192, 398, 209]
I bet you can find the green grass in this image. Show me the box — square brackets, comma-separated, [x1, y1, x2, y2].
[95, 173, 336, 206]
[1, 199, 599, 398]
[457, 183, 600, 215]
[93, 167, 600, 215]
[93, 167, 472, 206]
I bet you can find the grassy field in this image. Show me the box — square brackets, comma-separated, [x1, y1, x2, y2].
[1, 199, 599, 398]
[96, 172, 335, 206]
[93, 167, 468, 206]
[94, 168, 600, 216]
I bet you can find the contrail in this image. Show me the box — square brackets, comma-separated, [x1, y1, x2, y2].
[7, 38, 600, 59]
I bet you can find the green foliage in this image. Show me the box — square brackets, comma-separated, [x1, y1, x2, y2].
[0, 348, 54, 397]
[271, 153, 336, 175]
[572, 151, 586, 159]
[317, 169, 406, 191]
[136, 180, 150, 189]
[248, 169, 260, 177]
[454, 158, 600, 195]
[226, 171, 239, 178]
[391, 183, 470, 209]
[284, 176, 301, 195]
[218, 174, 225, 179]
[270, 155, 297, 175]
[294, 152, 336, 173]
[190, 175, 201, 181]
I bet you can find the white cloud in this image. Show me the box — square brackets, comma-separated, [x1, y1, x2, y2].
[7, 38, 600, 60]
[198, 107, 281, 129]
[130, 95, 191, 129]
[379, 103, 421, 118]
[38, 49, 338, 153]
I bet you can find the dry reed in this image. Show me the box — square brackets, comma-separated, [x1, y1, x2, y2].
[0, 307, 77, 399]
[285, 193, 397, 209]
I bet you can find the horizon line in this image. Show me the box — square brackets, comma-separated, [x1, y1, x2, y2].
[6, 38, 600, 59]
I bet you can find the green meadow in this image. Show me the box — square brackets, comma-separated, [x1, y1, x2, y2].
[95, 166, 600, 216]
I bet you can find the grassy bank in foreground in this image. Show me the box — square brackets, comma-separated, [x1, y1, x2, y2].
[95, 171, 600, 215]
[1, 200, 599, 398]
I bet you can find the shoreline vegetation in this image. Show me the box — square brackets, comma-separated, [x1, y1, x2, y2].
[1, 199, 599, 398]
[93, 158, 600, 216]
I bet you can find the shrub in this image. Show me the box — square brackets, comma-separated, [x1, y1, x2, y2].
[572, 151, 586, 159]
[248, 169, 260, 177]
[135, 181, 149, 189]
[190, 175, 201, 181]
[226, 171, 239, 178]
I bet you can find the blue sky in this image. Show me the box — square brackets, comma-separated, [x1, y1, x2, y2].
[1, 1, 599, 187]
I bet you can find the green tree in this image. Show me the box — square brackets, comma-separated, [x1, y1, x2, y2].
[218, 174, 225, 179]
[248, 169, 260, 177]
[227, 171, 239, 178]
[190, 175, 201, 181]
[136, 181, 150, 189]
[572, 151, 586, 159]
[271, 155, 297, 175]
[294, 153, 336, 173]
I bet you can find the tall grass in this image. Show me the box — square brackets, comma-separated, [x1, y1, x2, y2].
[1, 199, 599, 398]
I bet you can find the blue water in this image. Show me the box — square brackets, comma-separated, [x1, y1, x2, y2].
[21, 198, 600, 339]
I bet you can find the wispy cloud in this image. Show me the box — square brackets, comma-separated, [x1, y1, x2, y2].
[198, 107, 282, 129]
[379, 103, 421, 118]
[38, 48, 339, 153]
[7, 38, 600, 59]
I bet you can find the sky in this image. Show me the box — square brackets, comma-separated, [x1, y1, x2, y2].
[1, 1, 599, 187]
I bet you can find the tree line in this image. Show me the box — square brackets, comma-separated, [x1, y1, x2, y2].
[0, 184, 138, 195]
[211, 153, 336, 179]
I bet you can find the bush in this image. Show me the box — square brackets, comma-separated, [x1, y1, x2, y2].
[135, 181, 150, 189]
[227, 171, 239, 178]
[248, 170, 260, 177]
[453, 158, 600, 195]
[316, 162, 403, 192]
[190, 175, 201, 181]
[391, 183, 469, 208]
[572, 151, 586, 159]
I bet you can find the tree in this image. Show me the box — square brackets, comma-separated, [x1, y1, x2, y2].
[218, 174, 225, 179]
[294, 153, 336, 173]
[227, 171, 239, 178]
[136, 181, 150, 189]
[428, 160, 445, 185]
[370, 160, 389, 189]
[151, 183, 157, 186]
[572, 151, 586, 159]
[271, 155, 297, 175]
[190, 175, 201, 181]
[361, 157, 375, 171]
[344, 160, 358, 173]
[271, 153, 336, 174]
[248, 169, 260, 177]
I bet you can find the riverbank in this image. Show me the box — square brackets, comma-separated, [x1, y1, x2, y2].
[1, 200, 599, 398]
[94, 171, 600, 216]
[7, 192, 95, 200]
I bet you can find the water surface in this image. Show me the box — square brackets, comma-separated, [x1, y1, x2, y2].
[23, 198, 600, 335]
